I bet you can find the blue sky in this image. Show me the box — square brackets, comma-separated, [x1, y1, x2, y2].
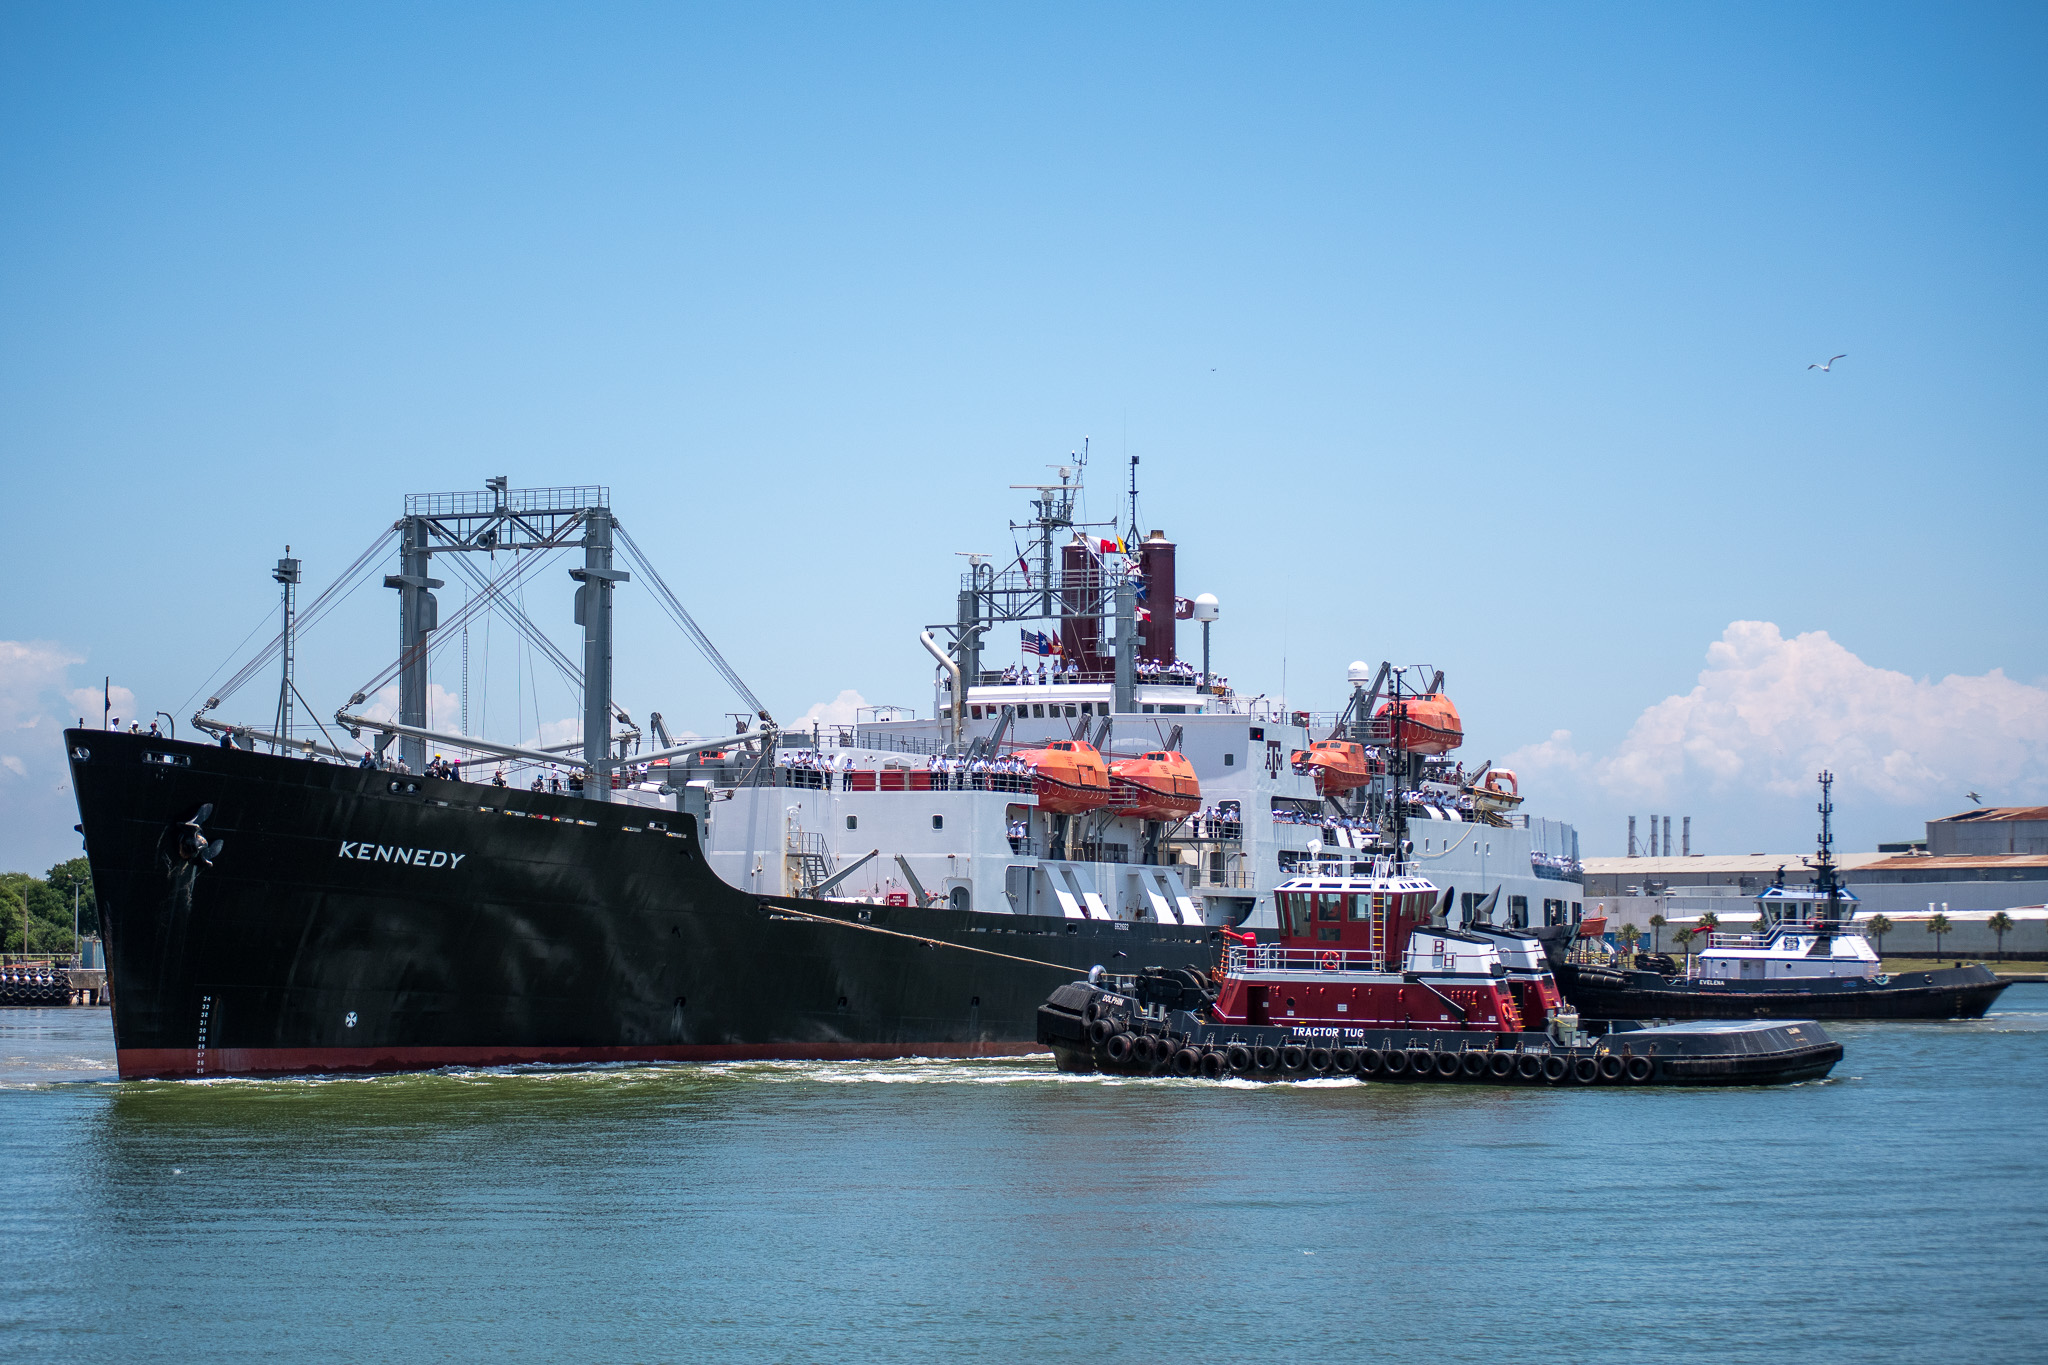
[3, 4, 2044, 871]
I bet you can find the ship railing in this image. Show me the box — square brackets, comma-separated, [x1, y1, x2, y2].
[404, 485, 607, 518]
[1707, 924, 1864, 949]
[1192, 867, 1254, 889]
[1226, 944, 1388, 975]
[731, 767, 1038, 794]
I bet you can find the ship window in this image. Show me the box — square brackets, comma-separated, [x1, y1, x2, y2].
[1318, 893, 1344, 921]
[1065, 704, 1077, 718]
[1032, 705, 1045, 718]
[970, 706, 983, 720]
[1349, 895, 1372, 921]
[846, 816, 858, 830]
[1142, 704, 1155, 714]
[932, 815, 945, 830]
[1080, 702, 1093, 716]
[1224, 754, 1235, 766]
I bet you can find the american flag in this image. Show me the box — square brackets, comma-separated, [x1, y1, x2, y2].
[1020, 629, 1057, 656]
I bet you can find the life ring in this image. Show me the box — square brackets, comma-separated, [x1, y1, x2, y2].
[1515, 1053, 1544, 1080]
[1319, 950, 1341, 972]
[1087, 1019, 1113, 1045]
[1333, 1048, 1360, 1074]
[1198, 1050, 1229, 1078]
[1358, 1047, 1384, 1075]
[1597, 1055, 1625, 1082]
[1105, 1032, 1134, 1063]
[1542, 1055, 1569, 1082]
[1459, 1051, 1488, 1078]
[1280, 1044, 1309, 1071]
[1308, 1047, 1333, 1073]
[1488, 1052, 1516, 1079]
[1571, 1057, 1600, 1085]
[1254, 1045, 1280, 1071]
[1227, 1044, 1254, 1073]
[1380, 1048, 1408, 1076]
[1171, 1048, 1200, 1076]
[1432, 1052, 1462, 1079]
[1624, 1055, 1654, 1082]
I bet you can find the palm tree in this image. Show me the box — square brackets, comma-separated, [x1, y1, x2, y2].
[1865, 914, 1893, 959]
[1648, 914, 1666, 952]
[1618, 922, 1641, 958]
[1673, 926, 1695, 969]
[1927, 912, 1952, 961]
[1989, 911, 2014, 960]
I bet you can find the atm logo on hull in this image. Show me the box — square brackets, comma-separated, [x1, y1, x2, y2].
[338, 842, 468, 869]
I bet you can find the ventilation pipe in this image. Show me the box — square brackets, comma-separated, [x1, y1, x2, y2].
[920, 630, 963, 753]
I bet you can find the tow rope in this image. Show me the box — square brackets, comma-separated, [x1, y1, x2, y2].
[759, 901, 1095, 974]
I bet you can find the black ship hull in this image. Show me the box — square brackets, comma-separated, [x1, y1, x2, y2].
[66, 731, 1219, 1080]
[1557, 962, 2009, 1021]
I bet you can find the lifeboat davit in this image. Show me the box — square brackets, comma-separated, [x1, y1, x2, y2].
[1288, 739, 1380, 795]
[1109, 750, 1200, 821]
[1375, 694, 1463, 755]
[1016, 740, 1111, 814]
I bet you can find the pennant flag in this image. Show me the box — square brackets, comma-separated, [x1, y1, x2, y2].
[1015, 554, 1031, 584]
[1174, 596, 1195, 620]
[1097, 536, 1125, 555]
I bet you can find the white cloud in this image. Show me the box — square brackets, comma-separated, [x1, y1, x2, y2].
[793, 689, 868, 729]
[1, 642, 83, 733]
[1507, 622, 2048, 811]
[1, 755, 26, 779]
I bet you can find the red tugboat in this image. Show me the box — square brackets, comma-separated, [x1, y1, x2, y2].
[1038, 848, 1845, 1087]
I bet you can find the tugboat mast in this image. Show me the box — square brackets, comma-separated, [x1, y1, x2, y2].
[1809, 770, 1843, 932]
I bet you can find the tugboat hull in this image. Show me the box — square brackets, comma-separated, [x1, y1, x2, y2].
[1557, 963, 2009, 1022]
[68, 731, 1218, 1080]
[1038, 982, 1843, 1087]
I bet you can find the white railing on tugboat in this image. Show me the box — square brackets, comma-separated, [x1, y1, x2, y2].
[1706, 923, 1865, 950]
[1228, 944, 1387, 974]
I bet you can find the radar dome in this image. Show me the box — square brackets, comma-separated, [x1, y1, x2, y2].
[1347, 661, 1372, 684]
[1192, 593, 1219, 622]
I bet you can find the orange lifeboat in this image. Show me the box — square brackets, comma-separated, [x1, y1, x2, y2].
[1109, 750, 1200, 821]
[1015, 740, 1111, 814]
[1288, 739, 1379, 795]
[1375, 694, 1463, 754]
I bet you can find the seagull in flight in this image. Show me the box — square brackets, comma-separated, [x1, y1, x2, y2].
[1966, 790, 1983, 805]
[1809, 354, 1847, 372]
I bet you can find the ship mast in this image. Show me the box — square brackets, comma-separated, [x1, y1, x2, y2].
[1807, 770, 1844, 944]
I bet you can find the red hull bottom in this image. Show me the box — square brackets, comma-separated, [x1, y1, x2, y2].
[121, 1040, 1047, 1081]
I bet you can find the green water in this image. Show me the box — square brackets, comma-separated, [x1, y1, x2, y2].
[4, 991, 2045, 1362]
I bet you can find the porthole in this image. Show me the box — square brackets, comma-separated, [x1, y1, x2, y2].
[932, 815, 944, 830]
[846, 815, 858, 830]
